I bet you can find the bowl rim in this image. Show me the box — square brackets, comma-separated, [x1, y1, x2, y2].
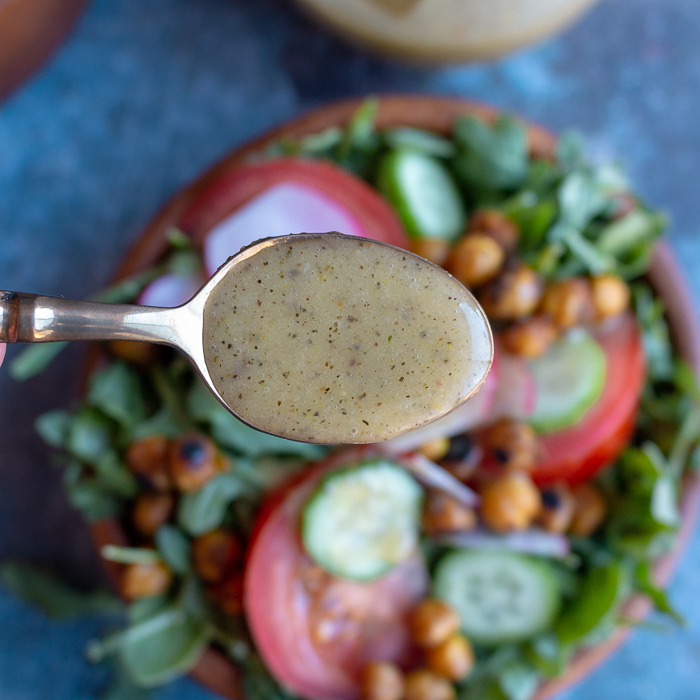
[89, 94, 700, 700]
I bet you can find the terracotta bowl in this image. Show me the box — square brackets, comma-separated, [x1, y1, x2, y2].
[90, 95, 700, 700]
[289, 0, 600, 64]
[0, 0, 87, 101]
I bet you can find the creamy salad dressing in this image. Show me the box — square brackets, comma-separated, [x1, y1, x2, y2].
[202, 235, 491, 443]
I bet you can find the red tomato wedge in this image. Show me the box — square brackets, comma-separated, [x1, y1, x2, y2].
[178, 158, 409, 274]
[244, 450, 429, 700]
[530, 313, 646, 485]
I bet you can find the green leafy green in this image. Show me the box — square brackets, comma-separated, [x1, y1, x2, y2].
[453, 115, 529, 193]
[8, 342, 69, 382]
[384, 127, 456, 158]
[66, 408, 114, 463]
[497, 659, 540, 700]
[101, 546, 162, 565]
[155, 526, 191, 576]
[633, 561, 684, 624]
[88, 363, 149, 428]
[0, 562, 122, 619]
[177, 471, 248, 536]
[35, 410, 74, 448]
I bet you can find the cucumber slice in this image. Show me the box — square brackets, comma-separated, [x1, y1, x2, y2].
[433, 550, 561, 646]
[528, 331, 606, 434]
[377, 150, 466, 242]
[302, 460, 423, 581]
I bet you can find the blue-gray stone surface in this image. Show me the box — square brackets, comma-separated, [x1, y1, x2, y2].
[1, 0, 699, 697]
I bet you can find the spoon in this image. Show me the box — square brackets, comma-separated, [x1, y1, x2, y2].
[0, 233, 493, 444]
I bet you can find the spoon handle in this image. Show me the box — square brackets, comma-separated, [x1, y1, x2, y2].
[0, 291, 184, 345]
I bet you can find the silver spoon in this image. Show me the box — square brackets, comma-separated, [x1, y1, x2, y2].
[0, 233, 493, 444]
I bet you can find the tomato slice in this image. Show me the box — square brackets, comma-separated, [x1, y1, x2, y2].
[530, 313, 646, 485]
[244, 450, 429, 700]
[179, 157, 408, 254]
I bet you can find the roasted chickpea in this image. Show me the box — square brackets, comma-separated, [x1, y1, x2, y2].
[540, 278, 594, 330]
[590, 274, 630, 321]
[446, 234, 505, 287]
[109, 340, 157, 365]
[126, 435, 171, 490]
[468, 209, 520, 254]
[168, 433, 220, 492]
[410, 599, 460, 648]
[192, 530, 242, 584]
[500, 315, 557, 358]
[208, 573, 244, 616]
[121, 560, 172, 600]
[132, 493, 175, 537]
[479, 265, 543, 321]
[536, 483, 575, 533]
[409, 238, 451, 266]
[422, 491, 477, 535]
[418, 437, 450, 462]
[485, 419, 541, 471]
[569, 483, 607, 537]
[425, 633, 474, 681]
[404, 669, 455, 700]
[480, 472, 541, 532]
[361, 662, 405, 700]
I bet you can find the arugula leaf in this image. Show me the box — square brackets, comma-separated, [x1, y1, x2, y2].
[0, 562, 122, 619]
[93, 452, 140, 499]
[524, 635, 572, 679]
[87, 363, 148, 428]
[35, 410, 74, 448]
[497, 659, 540, 700]
[634, 561, 684, 624]
[8, 342, 69, 381]
[101, 546, 162, 565]
[453, 115, 529, 192]
[557, 171, 607, 230]
[555, 562, 626, 645]
[384, 127, 456, 158]
[187, 380, 326, 459]
[66, 407, 114, 463]
[556, 131, 585, 172]
[99, 664, 152, 700]
[177, 471, 248, 536]
[633, 283, 674, 381]
[63, 470, 123, 520]
[155, 526, 191, 576]
[243, 653, 300, 700]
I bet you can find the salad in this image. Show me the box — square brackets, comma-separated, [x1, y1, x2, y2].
[9, 98, 700, 700]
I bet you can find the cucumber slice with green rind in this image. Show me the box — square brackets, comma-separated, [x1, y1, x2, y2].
[528, 331, 606, 434]
[433, 550, 561, 646]
[302, 460, 423, 582]
[376, 150, 466, 242]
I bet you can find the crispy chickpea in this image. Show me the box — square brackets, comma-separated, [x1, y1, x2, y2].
[361, 662, 405, 700]
[168, 433, 220, 492]
[409, 238, 451, 266]
[540, 278, 594, 330]
[425, 633, 474, 681]
[121, 560, 172, 600]
[422, 491, 477, 535]
[468, 209, 520, 254]
[192, 530, 242, 584]
[404, 670, 455, 700]
[132, 492, 175, 537]
[109, 340, 157, 365]
[479, 265, 543, 321]
[480, 471, 541, 532]
[500, 315, 557, 358]
[410, 599, 460, 648]
[485, 419, 541, 471]
[446, 234, 505, 287]
[590, 274, 630, 321]
[569, 483, 607, 537]
[418, 437, 450, 462]
[126, 435, 171, 490]
[208, 573, 244, 616]
[536, 483, 575, 533]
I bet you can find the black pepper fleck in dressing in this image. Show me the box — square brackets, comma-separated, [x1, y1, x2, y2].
[202, 236, 491, 444]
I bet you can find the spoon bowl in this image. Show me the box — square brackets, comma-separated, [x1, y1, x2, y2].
[1, 232, 493, 444]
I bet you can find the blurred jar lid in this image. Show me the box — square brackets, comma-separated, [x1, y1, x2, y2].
[0, 0, 87, 101]
[292, 0, 600, 63]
